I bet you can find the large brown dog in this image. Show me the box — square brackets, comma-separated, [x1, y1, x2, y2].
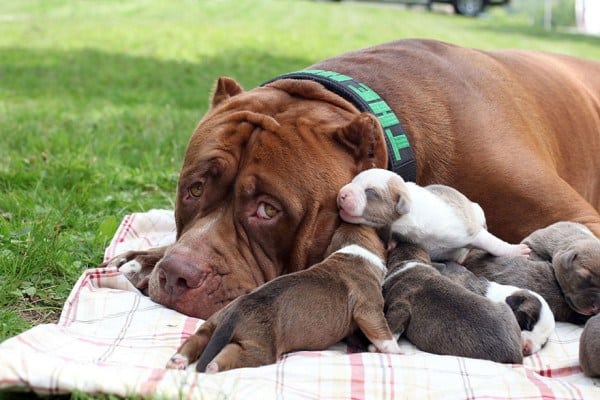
[107, 39, 600, 320]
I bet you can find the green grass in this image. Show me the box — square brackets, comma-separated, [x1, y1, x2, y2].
[1, 0, 600, 372]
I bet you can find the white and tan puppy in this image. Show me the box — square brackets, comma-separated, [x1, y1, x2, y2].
[337, 168, 530, 262]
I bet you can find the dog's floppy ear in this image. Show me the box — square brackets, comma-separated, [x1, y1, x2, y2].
[333, 113, 388, 172]
[211, 77, 244, 107]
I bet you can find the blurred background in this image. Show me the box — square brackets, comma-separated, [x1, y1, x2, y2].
[329, 0, 598, 32]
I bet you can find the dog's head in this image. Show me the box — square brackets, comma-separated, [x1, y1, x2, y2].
[505, 289, 555, 356]
[553, 239, 600, 316]
[337, 168, 410, 228]
[147, 77, 388, 318]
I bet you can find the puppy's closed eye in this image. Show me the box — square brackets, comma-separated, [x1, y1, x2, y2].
[365, 188, 380, 200]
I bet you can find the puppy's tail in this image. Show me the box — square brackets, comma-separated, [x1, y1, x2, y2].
[196, 308, 240, 372]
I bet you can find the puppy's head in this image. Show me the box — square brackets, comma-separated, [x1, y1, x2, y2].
[337, 168, 410, 228]
[554, 239, 600, 316]
[506, 289, 555, 356]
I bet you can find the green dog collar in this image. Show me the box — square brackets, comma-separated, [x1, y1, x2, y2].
[262, 69, 416, 182]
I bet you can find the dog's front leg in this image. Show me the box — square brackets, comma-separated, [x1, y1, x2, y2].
[101, 246, 168, 293]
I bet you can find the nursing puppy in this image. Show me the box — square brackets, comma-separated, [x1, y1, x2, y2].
[464, 221, 600, 323]
[434, 261, 555, 356]
[579, 314, 600, 377]
[166, 224, 400, 373]
[522, 221, 600, 317]
[337, 168, 530, 262]
[382, 238, 523, 363]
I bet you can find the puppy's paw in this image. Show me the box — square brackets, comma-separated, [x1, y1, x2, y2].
[371, 339, 402, 354]
[516, 244, 532, 257]
[205, 361, 220, 374]
[166, 353, 189, 370]
[502, 243, 531, 257]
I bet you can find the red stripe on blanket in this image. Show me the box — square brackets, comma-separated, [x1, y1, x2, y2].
[140, 368, 166, 396]
[525, 368, 558, 399]
[89, 268, 123, 288]
[181, 317, 201, 343]
[117, 214, 134, 243]
[349, 353, 365, 399]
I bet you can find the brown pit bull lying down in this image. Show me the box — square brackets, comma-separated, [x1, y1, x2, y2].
[463, 221, 600, 324]
[105, 39, 600, 322]
[165, 224, 400, 373]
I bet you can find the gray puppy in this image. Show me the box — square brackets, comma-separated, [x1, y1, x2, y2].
[382, 238, 523, 364]
[579, 313, 600, 377]
[464, 221, 600, 324]
[434, 261, 554, 355]
[522, 221, 600, 317]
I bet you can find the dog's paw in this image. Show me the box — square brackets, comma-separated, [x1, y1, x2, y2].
[166, 353, 189, 370]
[102, 255, 130, 269]
[119, 260, 142, 279]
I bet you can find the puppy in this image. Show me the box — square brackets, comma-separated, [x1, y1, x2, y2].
[382, 238, 523, 363]
[166, 225, 401, 373]
[433, 261, 555, 356]
[337, 168, 530, 262]
[522, 221, 600, 316]
[463, 221, 600, 323]
[579, 313, 600, 377]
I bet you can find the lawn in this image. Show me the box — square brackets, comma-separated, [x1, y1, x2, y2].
[1, 0, 600, 345]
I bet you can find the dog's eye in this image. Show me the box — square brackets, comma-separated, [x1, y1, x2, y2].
[189, 182, 204, 198]
[365, 188, 380, 200]
[257, 202, 278, 219]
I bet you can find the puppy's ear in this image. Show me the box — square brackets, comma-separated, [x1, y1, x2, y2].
[211, 77, 244, 107]
[333, 113, 388, 172]
[388, 175, 411, 215]
[556, 249, 577, 270]
[505, 293, 526, 311]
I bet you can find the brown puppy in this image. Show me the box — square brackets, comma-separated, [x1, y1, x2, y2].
[464, 221, 600, 323]
[166, 224, 400, 373]
[105, 39, 600, 321]
[579, 313, 600, 377]
[382, 239, 523, 364]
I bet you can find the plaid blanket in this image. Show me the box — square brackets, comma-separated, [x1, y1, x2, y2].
[1, 209, 599, 399]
